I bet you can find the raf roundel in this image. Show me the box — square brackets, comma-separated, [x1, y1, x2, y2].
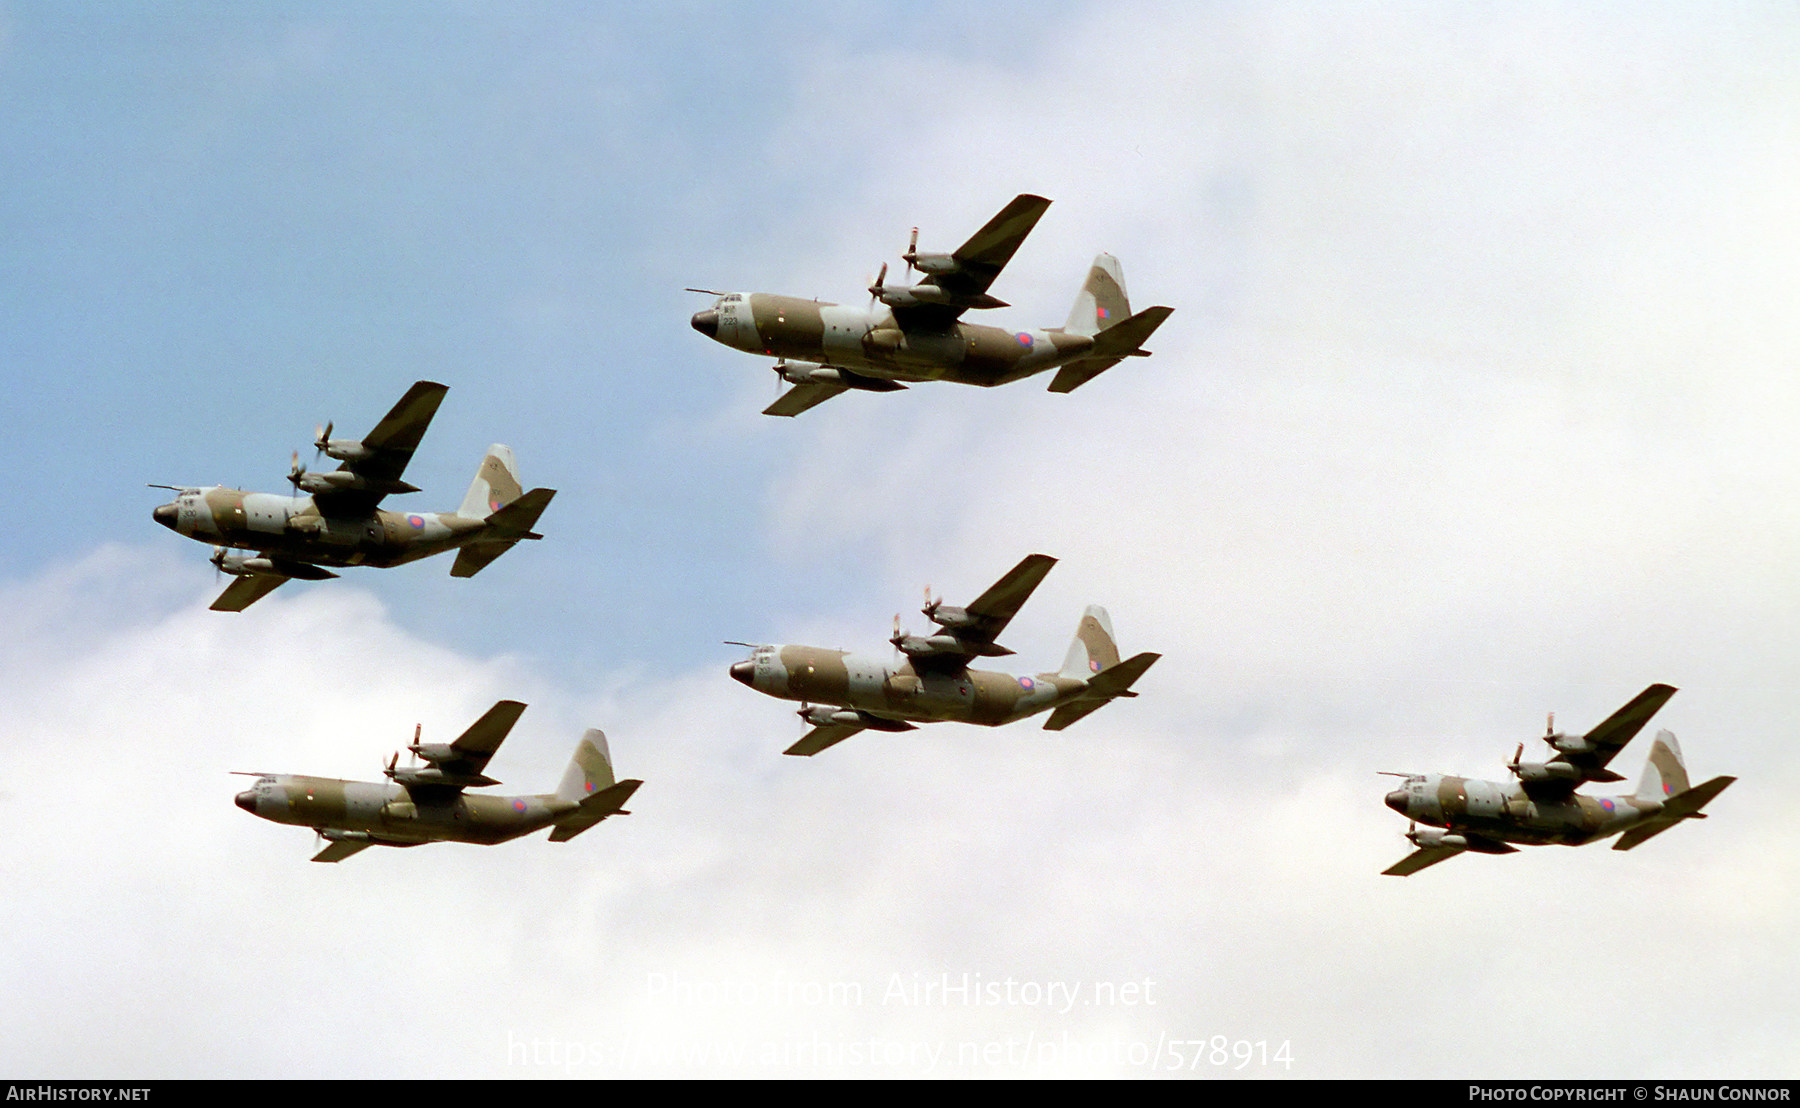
[1017, 675, 1035, 691]
[511, 798, 529, 813]
[407, 514, 426, 529]
[1014, 331, 1034, 348]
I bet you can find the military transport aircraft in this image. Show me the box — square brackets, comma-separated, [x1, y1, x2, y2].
[729, 554, 1160, 755]
[1381, 684, 1735, 876]
[234, 700, 643, 862]
[689, 194, 1174, 416]
[151, 380, 555, 611]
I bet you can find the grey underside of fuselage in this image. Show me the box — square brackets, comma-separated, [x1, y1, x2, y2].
[748, 296, 1087, 388]
[758, 645, 1080, 726]
[1413, 775, 1660, 846]
[251, 777, 561, 846]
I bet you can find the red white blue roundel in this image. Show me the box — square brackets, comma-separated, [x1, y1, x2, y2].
[512, 798, 528, 812]
[407, 514, 426, 529]
[1015, 331, 1033, 347]
[1599, 798, 1615, 812]
[1017, 676, 1035, 690]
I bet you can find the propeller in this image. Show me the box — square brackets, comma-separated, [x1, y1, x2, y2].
[313, 422, 333, 465]
[902, 227, 920, 279]
[1507, 742, 1524, 773]
[1543, 712, 1555, 744]
[866, 262, 889, 310]
[287, 450, 306, 491]
[210, 545, 227, 581]
[889, 612, 907, 656]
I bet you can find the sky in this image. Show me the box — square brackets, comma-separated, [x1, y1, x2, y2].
[2, 0, 1798, 1079]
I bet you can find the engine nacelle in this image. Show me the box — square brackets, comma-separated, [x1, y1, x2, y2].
[1547, 734, 1595, 755]
[905, 251, 959, 276]
[293, 470, 420, 496]
[776, 362, 842, 386]
[801, 706, 862, 727]
[924, 603, 977, 630]
[320, 439, 377, 463]
[215, 553, 281, 578]
[1409, 829, 1469, 849]
[1510, 761, 1581, 783]
[873, 283, 1006, 311]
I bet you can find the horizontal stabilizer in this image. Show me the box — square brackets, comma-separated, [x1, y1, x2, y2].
[1042, 651, 1161, 731]
[451, 488, 556, 578]
[1048, 306, 1174, 393]
[1613, 775, 1736, 851]
[549, 778, 643, 842]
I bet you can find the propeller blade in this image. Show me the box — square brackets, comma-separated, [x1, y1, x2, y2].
[867, 262, 888, 309]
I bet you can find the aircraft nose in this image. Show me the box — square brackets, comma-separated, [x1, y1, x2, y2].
[153, 503, 178, 530]
[235, 789, 257, 814]
[729, 660, 754, 686]
[691, 309, 719, 338]
[1385, 788, 1409, 815]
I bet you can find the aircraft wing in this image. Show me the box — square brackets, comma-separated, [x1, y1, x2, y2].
[765, 380, 849, 418]
[894, 194, 1051, 331]
[398, 699, 527, 803]
[962, 553, 1057, 642]
[1382, 844, 1467, 877]
[311, 839, 373, 863]
[313, 380, 449, 515]
[1534, 684, 1678, 797]
[440, 699, 527, 780]
[784, 722, 866, 757]
[210, 574, 288, 612]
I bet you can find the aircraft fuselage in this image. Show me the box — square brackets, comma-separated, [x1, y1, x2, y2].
[1384, 773, 1668, 848]
[235, 774, 576, 847]
[153, 486, 484, 569]
[729, 643, 1087, 727]
[693, 292, 1094, 386]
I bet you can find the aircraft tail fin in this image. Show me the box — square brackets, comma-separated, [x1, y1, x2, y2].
[550, 729, 643, 842]
[458, 444, 526, 520]
[1063, 254, 1132, 336]
[1048, 305, 1174, 393]
[1059, 605, 1122, 678]
[1045, 605, 1159, 731]
[1633, 729, 1691, 802]
[449, 445, 554, 577]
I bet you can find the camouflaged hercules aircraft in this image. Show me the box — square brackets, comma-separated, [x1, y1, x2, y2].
[729, 554, 1160, 755]
[151, 380, 555, 611]
[1381, 684, 1735, 876]
[689, 194, 1174, 416]
[234, 700, 643, 862]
